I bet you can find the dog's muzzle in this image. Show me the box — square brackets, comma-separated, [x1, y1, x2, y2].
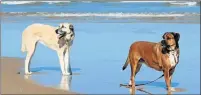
[167, 44, 176, 51]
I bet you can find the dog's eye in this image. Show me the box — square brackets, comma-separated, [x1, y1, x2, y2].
[167, 38, 172, 40]
[69, 25, 73, 29]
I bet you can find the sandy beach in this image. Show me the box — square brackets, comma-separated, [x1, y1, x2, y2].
[1, 57, 77, 94]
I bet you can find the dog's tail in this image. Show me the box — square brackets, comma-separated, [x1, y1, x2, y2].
[122, 56, 130, 70]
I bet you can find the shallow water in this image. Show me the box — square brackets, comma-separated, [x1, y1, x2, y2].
[1, 1, 200, 94]
[2, 21, 200, 94]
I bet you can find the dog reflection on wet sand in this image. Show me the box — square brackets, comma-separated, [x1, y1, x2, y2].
[128, 86, 185, 95]
[24, 75, 72, 91]
[129, 88, 170, 95]
[59, 75, 72, 91]
[128, 87, 171, 95]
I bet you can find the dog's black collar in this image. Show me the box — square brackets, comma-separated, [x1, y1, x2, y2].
[161, 46, 177, 54]
[161, 45, 178, 54]
[160, 40, 179, 54]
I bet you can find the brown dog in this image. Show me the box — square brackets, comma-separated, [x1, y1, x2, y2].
[122, 32, 180, 91]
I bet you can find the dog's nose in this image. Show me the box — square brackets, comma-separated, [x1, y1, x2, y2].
[167, 45, 170, 48]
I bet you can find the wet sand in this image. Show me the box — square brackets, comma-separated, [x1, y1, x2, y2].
[1, 57, 78, 94]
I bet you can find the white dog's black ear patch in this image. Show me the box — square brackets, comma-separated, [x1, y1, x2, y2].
[55, 29, 59, 34]
[69, 24, 74, 32]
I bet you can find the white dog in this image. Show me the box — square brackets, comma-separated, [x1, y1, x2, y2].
[21, 23, 75, 75]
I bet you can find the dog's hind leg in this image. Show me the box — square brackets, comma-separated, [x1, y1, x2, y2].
[135, 61, 142, 76]
[24, 40, 37, 75]
[129, 53, 139, 88]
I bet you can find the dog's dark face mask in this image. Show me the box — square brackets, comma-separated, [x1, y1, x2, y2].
[161, 32, 180, 54]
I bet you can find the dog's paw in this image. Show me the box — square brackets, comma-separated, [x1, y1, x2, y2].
[62, 73, 72, 76]
[25, 72, 32, 75]
[24, 75, 31, 79]
[127, 85, 133, 88]
[168, 87, 176, 92]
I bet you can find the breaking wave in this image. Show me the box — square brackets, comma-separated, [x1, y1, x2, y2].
[167, 1, 197, 6]
[3, 12, 200, 18]
[1, 1, 71, 5]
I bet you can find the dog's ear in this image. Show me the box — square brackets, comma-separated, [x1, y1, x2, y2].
[56, 24, 62, 34]
[171, 32, 180, 49]
[69, 24, 74, 32]
[161, 40, 166, 46]
[162, 32, 169, 39]
[55, 29, 59, 34]
[161, 40, 168, 54]
[172, 32, 180, 42]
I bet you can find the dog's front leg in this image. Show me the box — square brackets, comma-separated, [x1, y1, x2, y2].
[164, 69, 175, 92]
[57, 51, 67, 75]
[169, 67, 176, 84]
[64, 47, 72, 75]
[24, 51, 34, 75]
